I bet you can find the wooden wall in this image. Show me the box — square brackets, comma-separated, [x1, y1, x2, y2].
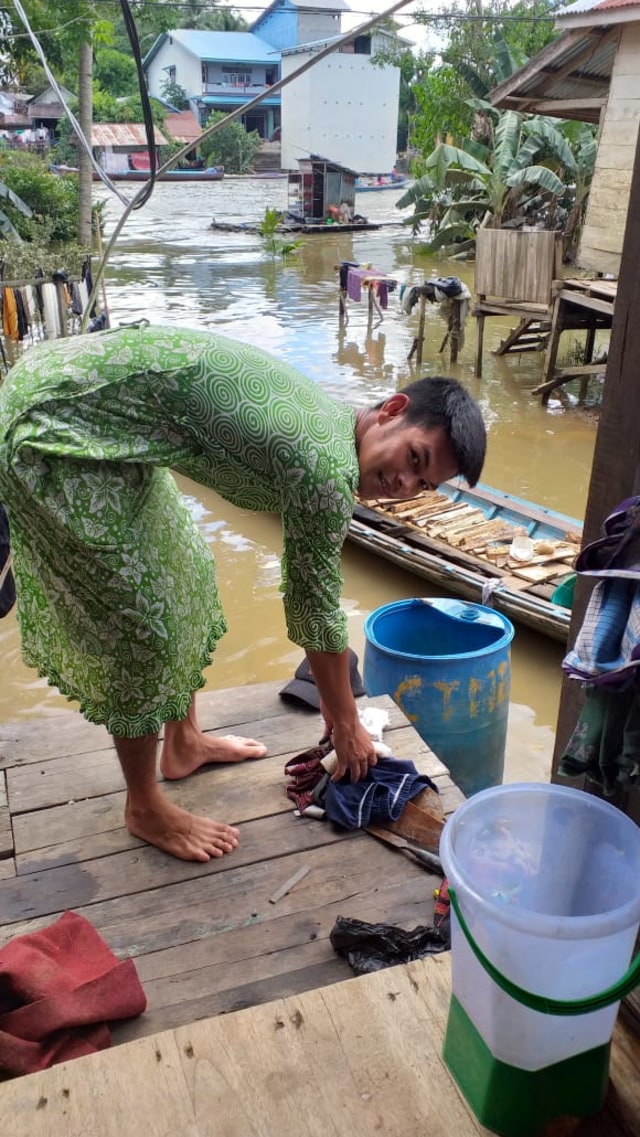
[474, 228, 562, 305]
[578, 24, 640, 277]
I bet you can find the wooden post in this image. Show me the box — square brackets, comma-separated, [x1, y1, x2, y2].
[54, 282, 67, 337]
[416, 294, 426, 366]
[552, 120, 640, 812]
[367, 285, 374, 333]
[540, 292, 564, 404]
[449, 303, 461, 364]
[579, 322, 597, 403]
[475, 298, 485, 378]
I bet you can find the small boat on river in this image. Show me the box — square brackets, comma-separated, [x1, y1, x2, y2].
[349, 482, 582, 642]
[356, 175, 407, 192]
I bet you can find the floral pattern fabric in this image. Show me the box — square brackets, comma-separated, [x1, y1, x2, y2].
[0, 326, 358, 736]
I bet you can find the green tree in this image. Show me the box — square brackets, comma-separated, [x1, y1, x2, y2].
[94, 47, 138, 98]
[200, 110, 261, 174]
[410, 62, 474, 155]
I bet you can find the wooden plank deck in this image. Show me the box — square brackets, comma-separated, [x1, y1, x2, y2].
[0, 684, 463, 1042]
[1, 684, 639, 1135]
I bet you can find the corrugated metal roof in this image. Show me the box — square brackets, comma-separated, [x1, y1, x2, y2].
[91, 123, 167, 147]
[161, 30, 279, 64]
[558, 0, 640, 13]
[490, 26, 617, 122]
[162, 110, 201, 144]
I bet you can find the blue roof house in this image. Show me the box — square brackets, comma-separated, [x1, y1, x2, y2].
[144, 5, 402, 172]
[144, 30, 281, 139]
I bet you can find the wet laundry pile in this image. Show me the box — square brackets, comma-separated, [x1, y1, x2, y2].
[0, 910, 146, 1076]
[284, 739, 439, 828]
[560, 495, 640, 794]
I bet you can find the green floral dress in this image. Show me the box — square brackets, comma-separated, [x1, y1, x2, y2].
[0, 325, 358, 736]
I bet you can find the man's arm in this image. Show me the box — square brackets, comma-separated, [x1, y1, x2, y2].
[306, 648, 376, 781]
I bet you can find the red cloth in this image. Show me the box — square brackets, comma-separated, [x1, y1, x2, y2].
[0, 910, 147, 1076]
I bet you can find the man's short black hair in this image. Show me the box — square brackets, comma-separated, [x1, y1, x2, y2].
[391, 376, 486, 487]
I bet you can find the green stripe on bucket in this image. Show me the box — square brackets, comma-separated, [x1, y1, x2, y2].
[449, 886, 640, 1014]
[443, 994, 610, 1137]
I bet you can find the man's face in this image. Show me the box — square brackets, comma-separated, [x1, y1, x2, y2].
[357, 406, 458, 501]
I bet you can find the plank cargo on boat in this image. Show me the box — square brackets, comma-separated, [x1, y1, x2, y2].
[349, 482, 583, 642]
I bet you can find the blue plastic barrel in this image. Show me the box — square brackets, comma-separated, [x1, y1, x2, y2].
[363, 598, 514, 797]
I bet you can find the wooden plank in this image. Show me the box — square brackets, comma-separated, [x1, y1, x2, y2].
[4, 954, 639, 1137]
[12, 726, 450, 870]
[0, 835, 434, 964]
[0, 770, 12, 857]
[557, 288, 615, 317]
[0, 857, 15, 879]
[0, 811, 362, 925]
[0, 682, 315, 768]
[7, 712, 446, 823]
[0, 958, 487, 1137]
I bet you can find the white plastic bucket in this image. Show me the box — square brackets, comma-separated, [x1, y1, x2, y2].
[440, 782, 640, 1070]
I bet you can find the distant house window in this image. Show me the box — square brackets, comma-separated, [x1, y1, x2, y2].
[353, 36, 372, 55]
[222, 66, 252, 87]
[166, 65, 176, 84]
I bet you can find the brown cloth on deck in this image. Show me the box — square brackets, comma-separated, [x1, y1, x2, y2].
[0, 910, 146, 1077]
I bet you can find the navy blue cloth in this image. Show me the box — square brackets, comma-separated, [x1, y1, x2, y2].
[324, 756, 438, 830]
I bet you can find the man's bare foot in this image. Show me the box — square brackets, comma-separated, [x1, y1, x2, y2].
[160, 731, 268, 781]
[124, 791, 239, 862]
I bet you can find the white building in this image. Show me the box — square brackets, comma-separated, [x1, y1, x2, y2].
[279, 31, 401, 173]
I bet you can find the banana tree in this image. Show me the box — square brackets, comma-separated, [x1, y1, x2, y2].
[397, 110, 575, 252]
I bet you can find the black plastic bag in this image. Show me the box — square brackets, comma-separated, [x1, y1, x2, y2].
[330, 914, 450, 975]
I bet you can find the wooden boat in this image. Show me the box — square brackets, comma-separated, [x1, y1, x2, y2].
[349, 482, 583, 642]
[356, 176, 407, 192]
[100, 165, 224, 183]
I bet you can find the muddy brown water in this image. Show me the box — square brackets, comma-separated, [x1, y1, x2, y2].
[0, 180, 597, 782]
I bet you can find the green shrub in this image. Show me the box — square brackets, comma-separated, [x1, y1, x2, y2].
[0, 151, 79, 243]
[200, 111, 261, 174]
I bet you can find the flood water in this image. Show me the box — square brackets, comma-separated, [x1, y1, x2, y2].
[0, 178, 598, 783]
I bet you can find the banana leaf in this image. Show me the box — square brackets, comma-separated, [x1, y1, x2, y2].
[492, 111, 522, 178]
[507, 165, 564, 196]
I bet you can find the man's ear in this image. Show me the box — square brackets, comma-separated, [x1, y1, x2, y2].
[378, 392, 409, 423]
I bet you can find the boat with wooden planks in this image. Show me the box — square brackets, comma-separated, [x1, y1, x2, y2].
[349, 482, 583, 642]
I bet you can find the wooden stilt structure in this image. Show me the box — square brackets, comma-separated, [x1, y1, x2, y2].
[531, 277, 615, 404]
